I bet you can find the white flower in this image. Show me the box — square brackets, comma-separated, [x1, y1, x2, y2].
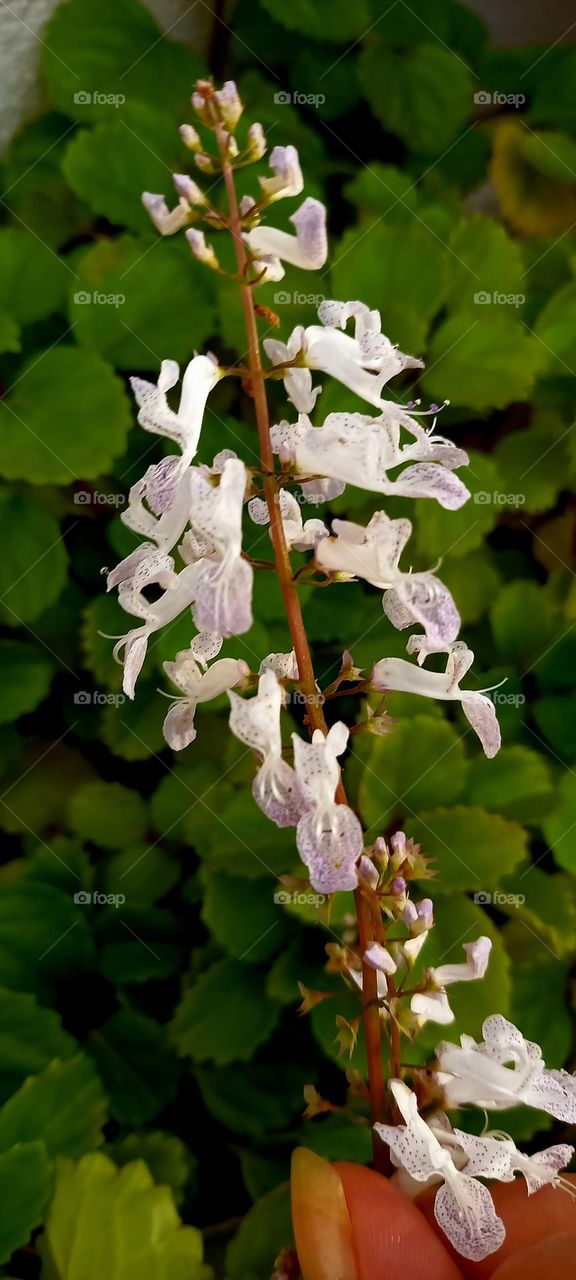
[292, 722, 363, 893]
[372, 643, 501, 758]
[258, 145, 303, 202]
[247, 122, 266, 161]
[243, 197, 327, 281]
[436, 1014, 576, 1122]
[228, 669, 306, 827]
[185, 228, 219, 269]
[112, 562, 201, 699]
[187, 457, 253, 637]
[259, 650, 299, 680]
[272, 413, 470, 511]
[248, 490, 327, 551]
[441, 1127, 574, 1198]
[142, 192, 190, 235]
[411, 937, 492, 1027]
[375, 1081, 506, 1262]
[316, 512, 460, 654]
[264, 300, 423, 412]
[163, 636, 247, 750]
[129, 355, 221, 468]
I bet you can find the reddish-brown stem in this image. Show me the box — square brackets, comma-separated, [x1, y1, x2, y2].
[215, 118, 388, 1170]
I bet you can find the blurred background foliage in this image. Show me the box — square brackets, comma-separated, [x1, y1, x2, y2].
[0, 0, 575, 1275]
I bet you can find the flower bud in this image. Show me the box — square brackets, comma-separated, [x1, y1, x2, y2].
[179, 123, 202, 151]
[173, 173, 206, 206]
[247, 121, 266, 161]
[186, 229, 220, 270]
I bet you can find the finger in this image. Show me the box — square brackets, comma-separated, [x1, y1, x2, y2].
[291, 1148, 358, 1280]
[335, 1160, 466, 1279]
[490, 1232, 576, 1278]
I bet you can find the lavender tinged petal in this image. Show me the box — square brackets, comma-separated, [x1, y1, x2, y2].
[296, 803, 362, 893]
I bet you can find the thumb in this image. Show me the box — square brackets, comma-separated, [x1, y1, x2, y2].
[291, 1148, 465, 1279]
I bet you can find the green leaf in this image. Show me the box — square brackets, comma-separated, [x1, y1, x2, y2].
[439, 551, 501, 625]
[197, 1061, 309, 1139]
[63, 103, 185, 234]
[43, 0, 202, 120]
[0, 882, 95, 995]
[1, 113, 90, 248]
[0, 987, 77, 1104]
[0, 313, 21, 354]
[101, 683, 166, 760]
[360, 41, 473, 155]
[413, 450, 502, 561]
[523, 129, 576, 181]
[422, 315, 544, 410]
[532, 48, 576, 130]
[543, 774, 576, 873]
[344, 164, 419, 223]
[505, 921, 572, 1067]
[533, 693, 576, 760]
[0, 1055, 107, 1158]
[108, 1132, 195, 1204]
[71, 235, 216, 368]
[356, 715, 469, 831]
[0, 228, 68, 325]
[464, 745, 554, 822]
[0, 1141, 52, 1264]
[201, 873, 289, 963]
[39, 1151, 209, 1280]
[534, 281, 576, 376]
[0, 491, 68, 627]
[499, 867, 576, 960]
[88, 1011, 180, 1125]
[80, 594, 127, 688]
[68, 781, 148, 849]
[445, 216, 524, 314]
[493, 427, 570, 514]
[0, 641, 54, 722]
[296, 1115, 372, 1164]
[225, 1182, 292, 1280]
[194, 792, 298, 879]
[331, 223, 447, 352]
[404, 806, 528, 894]
[170, 960, 282, 1065]
[0, 347, 131, 485]
[96, 906, 184, 984]
[104, 845, 180, 906]
[0, 743, 95, 835]
[490, 580, 556, 665]
[259, 0, 369, 40]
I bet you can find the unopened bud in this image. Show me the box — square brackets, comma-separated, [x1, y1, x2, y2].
[194, 153, 216, 174]
[215, 80, 243, 130]
[186, 228, 219, 270]
[247, 121, 266, 160]
[179, 123, 202, 151]
[173, 173, 206, 206]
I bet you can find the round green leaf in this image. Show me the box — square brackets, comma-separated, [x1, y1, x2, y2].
[89, 1011, 180, 1126]
[357, 715, 469, 832]
[0, 987, 77, 1104]
[0, 641, 54, 722]
[43, 0, 202, 120]
[360, 41, 473, 154]
[0, 1054, 107, 1158]
[108, 1132, 195, 1204]
[413, 450, 502, 561]
[170, 959, 282, 1065]
[332, 223, 448, 353]
[201, 872, 289, 963]
[490, 580, 556, 665]
[0, 1141, 52, 1264]
[543, 774, 576, 873]
[0, 228, 68, 324]
[494, 427, 570, 514]
[68, 781, 148, 850]
[260, 0, 369, 40]
[465, 745, 554, 823]
[422, 315, 544, 410]
[0, 491, 68, 626]
[534, 281, 576, 375]
[445, 216, 524, 315]
[71, 235, 217, 368]
[0, 347, 131, 484]
[404, 806, 529, 894]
